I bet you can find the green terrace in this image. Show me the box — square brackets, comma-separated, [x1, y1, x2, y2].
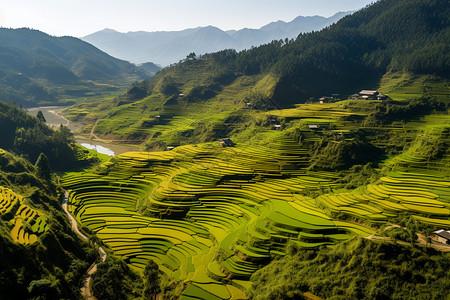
[61, 101, 449, 299]
[0, 187, 49, 245]
[62, 126, 450, 299]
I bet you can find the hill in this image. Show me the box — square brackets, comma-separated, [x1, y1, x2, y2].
[0, 101, 84, 167]
[82, 12, 351, 66]
[0, 148, 96, 299]
[65, 0, 449, 149]
[0, 103, 98, 300]
[0, 28, 150, 107]
[250, 238, 450, 299]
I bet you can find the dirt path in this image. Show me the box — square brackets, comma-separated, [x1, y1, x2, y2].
[89, 119, 102, 140]
[62, 191, 107, 299]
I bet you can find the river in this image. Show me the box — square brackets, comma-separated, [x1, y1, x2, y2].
[27, 106, 140, 156]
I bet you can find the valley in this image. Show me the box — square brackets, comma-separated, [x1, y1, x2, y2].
[0, 0, 449, 299]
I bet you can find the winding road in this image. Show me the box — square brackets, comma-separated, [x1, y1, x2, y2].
[62, 191, 107, 299]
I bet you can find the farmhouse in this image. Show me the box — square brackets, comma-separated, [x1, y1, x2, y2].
[308, 125, 320, 131]
[359, 90, 379, 99]
[318, 97, 330, 104]
[220, 138, 235, 147]
[318, 96, 339, 104]
[434, 229, 450, 244]
[351, 90, 388, 100]
[267, 115, 278, 123]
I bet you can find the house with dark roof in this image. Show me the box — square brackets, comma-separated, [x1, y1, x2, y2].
[350, 90, 389, 100]
[434, 229, 450, 244]
[220, 138, 235, 147]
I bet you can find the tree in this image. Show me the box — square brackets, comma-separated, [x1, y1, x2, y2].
[143, 260, 161, 300]
[186, 52, 196, 60]
[36, 111, 46, 123]
[35, 153, 51, 181]
[27, 279, 60, 300]
[91, 257, 143, 300]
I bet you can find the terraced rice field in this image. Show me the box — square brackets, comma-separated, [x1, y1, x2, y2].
[62, 111, 450, 299]
[0, 187, 48, 245]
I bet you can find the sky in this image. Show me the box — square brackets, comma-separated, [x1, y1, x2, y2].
[0, 0, 375, 37]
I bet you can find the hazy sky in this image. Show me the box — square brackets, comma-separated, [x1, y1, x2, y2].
[0, 0, 375, 37]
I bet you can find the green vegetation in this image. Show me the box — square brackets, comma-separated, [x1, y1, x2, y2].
[0, 148, 95, 300]
[91, 256, 144, 300]
[0, 101, 96, 168]
[61, 101, 449, 298]
[0, 103, 104, 299]
[249, 238, 450, 300]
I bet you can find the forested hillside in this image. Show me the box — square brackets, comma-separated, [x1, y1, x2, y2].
[1, 0, 449, 299]
[0, 101, 82, 167]
[0, 103, 102, 300]
[0, 148, 96, 299]
[136, 0, 448, 103]
[250, 238, 450, 299]
[206, 0, 449, 104]
[0, 101, 106, 299]
[64, 0, 449, 150]
[0, 28, 149, 106]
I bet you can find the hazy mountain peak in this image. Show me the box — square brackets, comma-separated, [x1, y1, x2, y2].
[99, 28, 119, 33]
[82, 11, 353, 65]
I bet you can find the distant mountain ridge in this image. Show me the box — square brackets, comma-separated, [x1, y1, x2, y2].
[0, 28, 151, 106]
[82, 11, 352, 66]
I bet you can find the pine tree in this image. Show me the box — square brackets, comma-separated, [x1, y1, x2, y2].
[143, 260, 161, 300]
[36, 111, 46, 123]
[35, 153, 51, 181]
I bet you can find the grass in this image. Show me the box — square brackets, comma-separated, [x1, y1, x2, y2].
[379, 71, 450, 102]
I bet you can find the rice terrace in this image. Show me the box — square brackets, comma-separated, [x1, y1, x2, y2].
[62, 98, 450, 299]
[0, 0, 449, 299]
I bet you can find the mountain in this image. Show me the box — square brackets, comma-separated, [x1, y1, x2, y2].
[0, 28, 150, 106]
[82, 12, 352, 66]
[251, 11, 350, 42]
[138, 62, 161, 75]
[67, 0, 449, 148]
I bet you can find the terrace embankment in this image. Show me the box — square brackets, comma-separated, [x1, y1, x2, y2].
[62, 121, 450, 299]
[61, 97, 449, 299]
